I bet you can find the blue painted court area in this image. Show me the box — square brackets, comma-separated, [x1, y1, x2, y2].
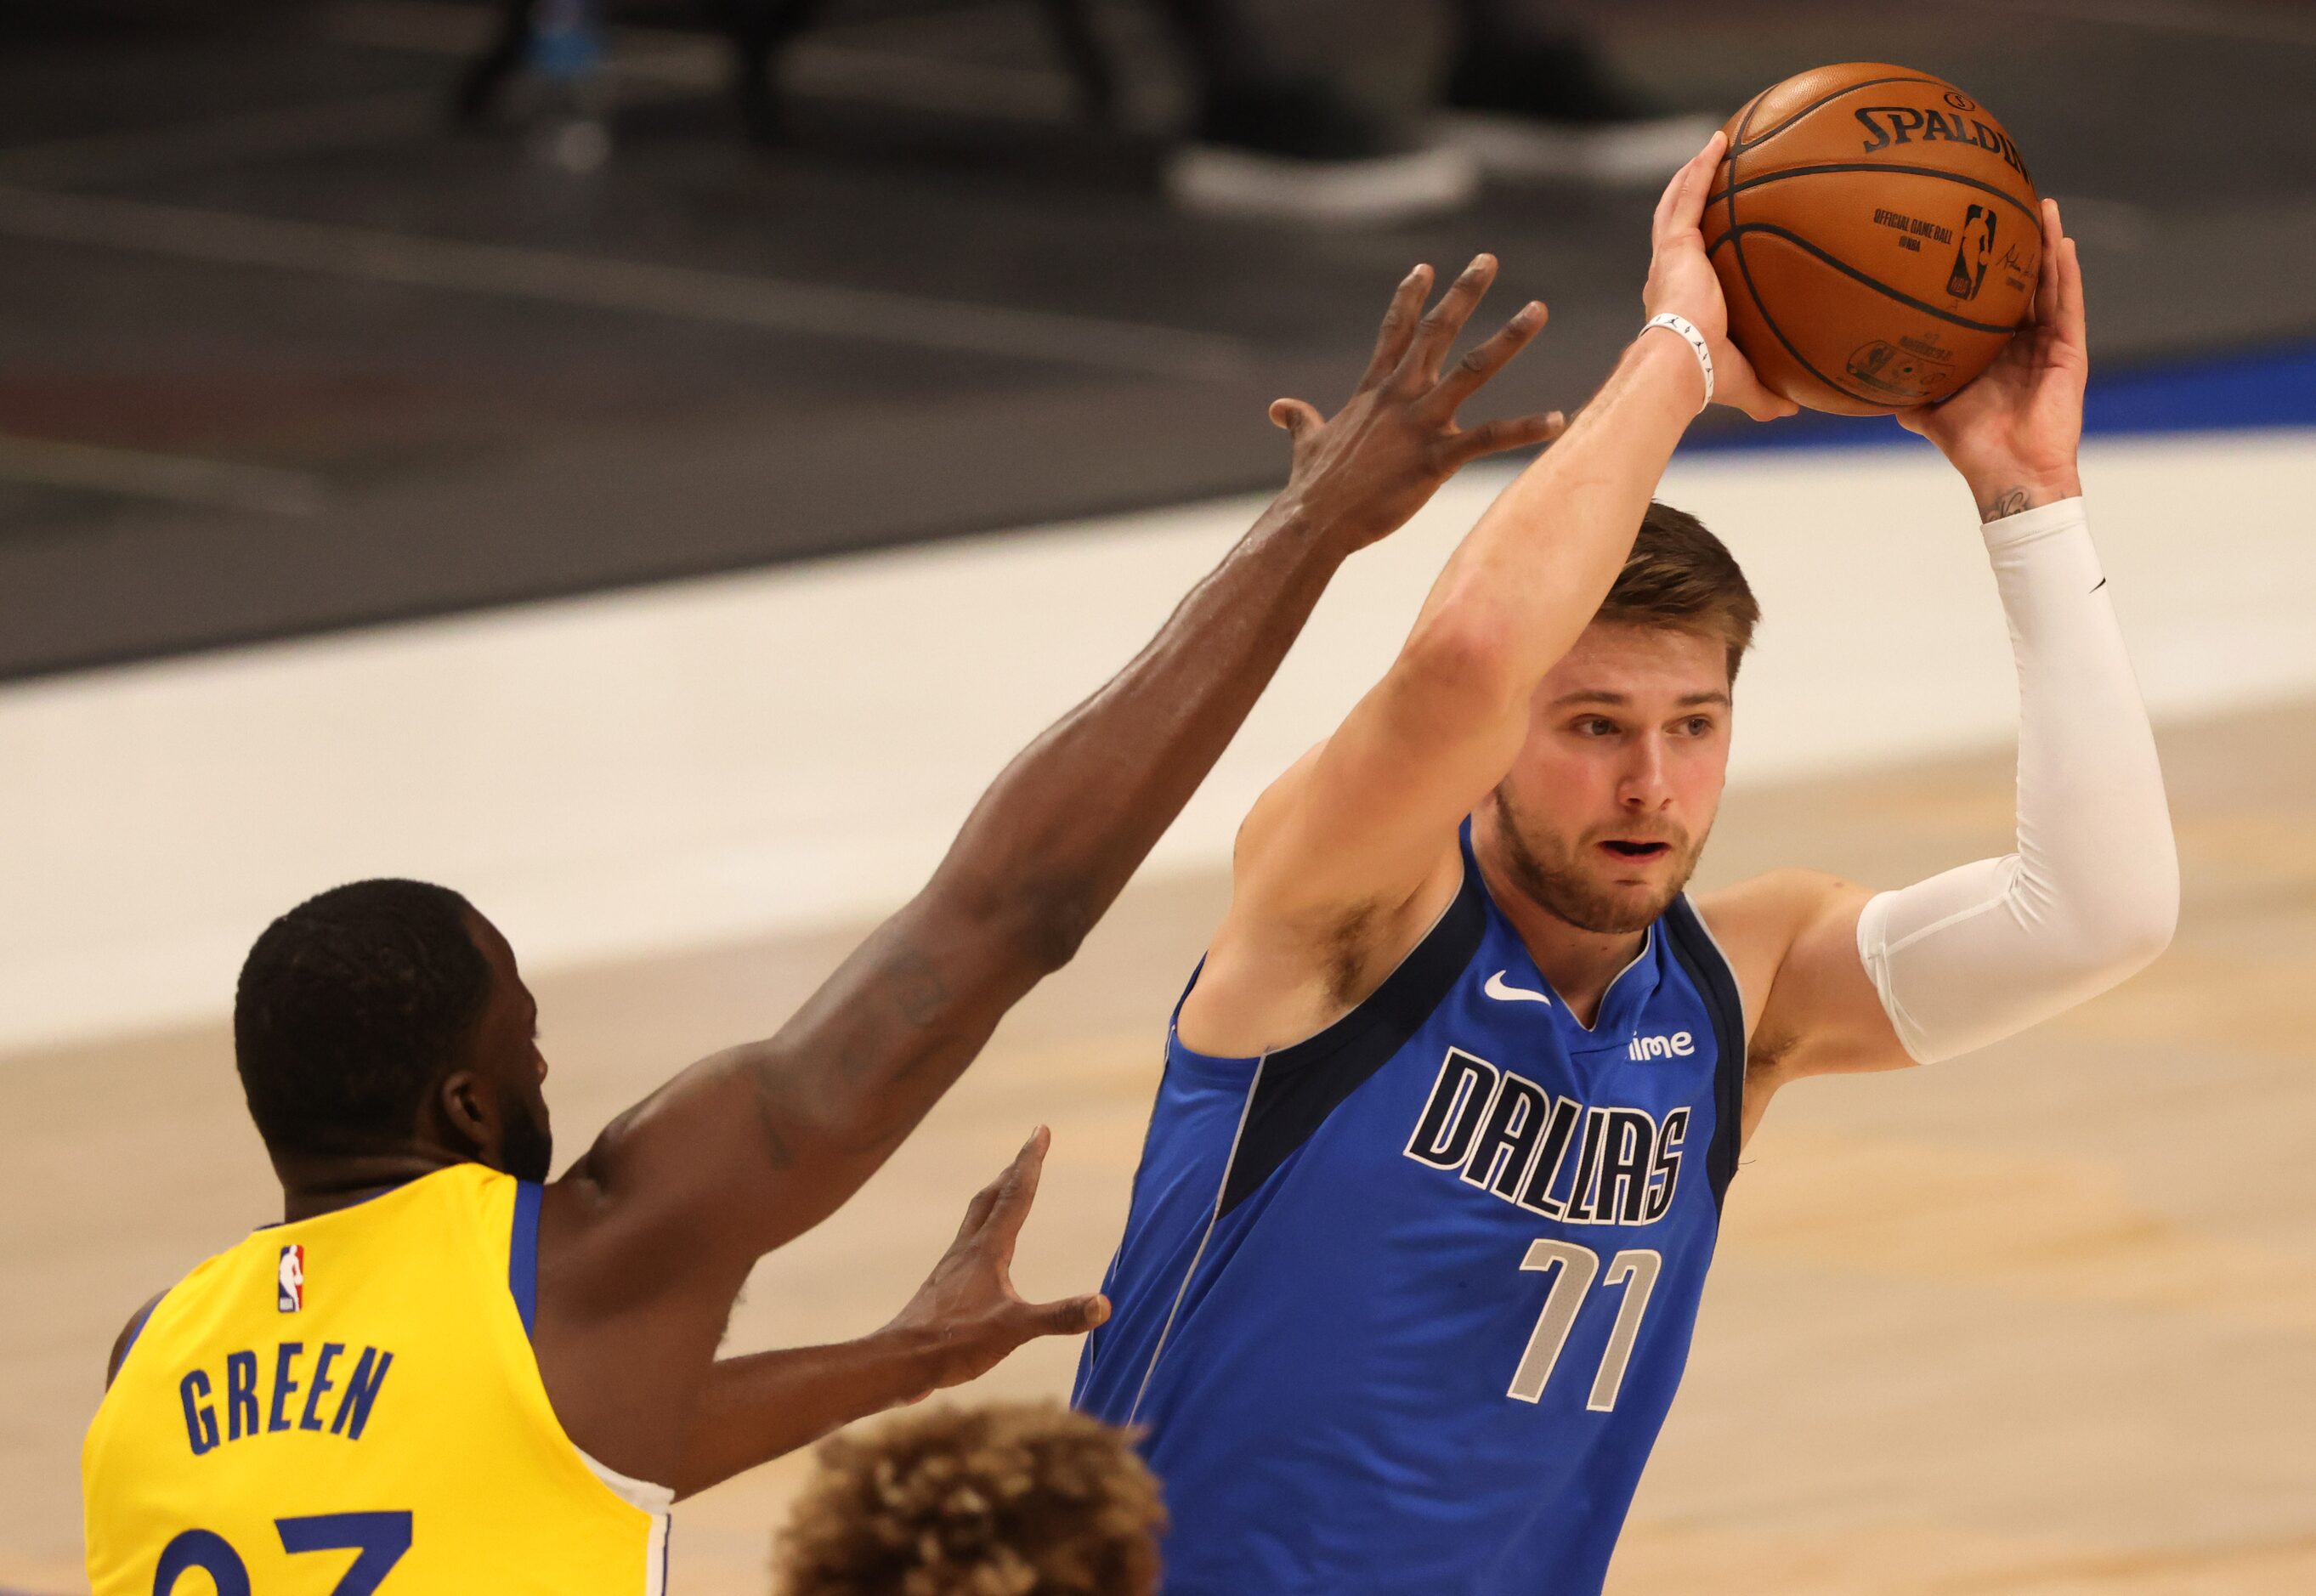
[1690, 341, 2316, 452]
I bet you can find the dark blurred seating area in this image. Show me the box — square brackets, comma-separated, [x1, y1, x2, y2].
[1, 0, 2311, 679]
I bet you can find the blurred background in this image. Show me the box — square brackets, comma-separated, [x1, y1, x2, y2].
[3, 1, 2313, 1591]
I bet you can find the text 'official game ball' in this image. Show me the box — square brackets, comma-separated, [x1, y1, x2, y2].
[1707, 63, 2041, 415]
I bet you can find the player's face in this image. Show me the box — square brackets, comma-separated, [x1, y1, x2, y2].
[1490, 622, 1732, 935]
[462, 912, 556, 1184]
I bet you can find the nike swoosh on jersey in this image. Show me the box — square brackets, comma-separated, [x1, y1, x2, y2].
[1482, 971, 1552, 1006]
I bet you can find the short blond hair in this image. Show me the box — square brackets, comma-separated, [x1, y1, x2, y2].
[774, 1402, 1165, 1596]
[1599, 501, 1760, 682]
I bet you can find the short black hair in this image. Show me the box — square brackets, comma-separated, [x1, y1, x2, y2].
[234, 879, 492, 1158]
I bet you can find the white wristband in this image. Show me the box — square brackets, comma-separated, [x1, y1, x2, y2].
[1641, 312, 1714, 412]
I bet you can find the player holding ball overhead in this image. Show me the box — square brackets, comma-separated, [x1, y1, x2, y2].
[1074, 131, 2177, 1594]
[1705, 63, 2045, 413]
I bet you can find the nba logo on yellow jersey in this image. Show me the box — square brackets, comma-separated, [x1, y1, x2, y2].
[276, 1244, 303, 1313]
[87, 1165, 671, 1593]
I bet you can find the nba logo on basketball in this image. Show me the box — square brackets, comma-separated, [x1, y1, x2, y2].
[1947, 206, 1996, 301]
[277, 1243, 305, 1313]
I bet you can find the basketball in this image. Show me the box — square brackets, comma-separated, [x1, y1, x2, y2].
[1707, 63, 2041, 415]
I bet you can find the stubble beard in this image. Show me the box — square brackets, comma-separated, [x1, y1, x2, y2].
[1490, 787, 1708, 936]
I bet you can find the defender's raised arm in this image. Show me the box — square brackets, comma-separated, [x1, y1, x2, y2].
[535, 260, 1568, 1487]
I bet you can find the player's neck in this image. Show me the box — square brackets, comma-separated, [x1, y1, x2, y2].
[275, 1146, 472, 1223]
[1470, 830, 1648, 1029]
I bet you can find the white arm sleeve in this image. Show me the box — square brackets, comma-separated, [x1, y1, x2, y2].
[1855, 497, 2178, 1064]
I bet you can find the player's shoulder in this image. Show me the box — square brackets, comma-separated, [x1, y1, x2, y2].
[105, 1288, 170, 1389]
[1690, 870, 1864, 1023]
[1694, 868, 1853, 934]
[1229, 739, 1331, 869]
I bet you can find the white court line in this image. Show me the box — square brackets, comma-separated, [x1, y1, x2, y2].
[0, 182, 1254, 382]
[0, 435, 328, 517]
[3, 428, 2310, 1060]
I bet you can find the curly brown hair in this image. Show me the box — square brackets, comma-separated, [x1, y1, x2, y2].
[774, 1402, 1166, 1596]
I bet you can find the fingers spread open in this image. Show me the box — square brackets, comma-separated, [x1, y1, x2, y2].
[1447, 409, 1566, 465]
[982, 1126, 1049, 1248]
[1357, 264, 1434, 390]
[1424, 300, 1549, 416]
[954, 1178, 1001, 1243]
[1399, 253, 1498, 388]
[1269, 397, 1323, 439]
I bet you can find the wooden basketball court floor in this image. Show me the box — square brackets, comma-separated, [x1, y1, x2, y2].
[6, 693, 2312, 1593]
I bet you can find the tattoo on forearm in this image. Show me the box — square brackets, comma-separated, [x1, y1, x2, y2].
[1985, 487, 2033, 520]
[745, 1067, 799, 1170]
[739, 937, 972, 1170]
[824, 1028, 982, 1154]
[744, 1030, 977, 1170]
[877, 943, 951, 1036]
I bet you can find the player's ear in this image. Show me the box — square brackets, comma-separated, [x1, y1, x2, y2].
[433, 1068, 496, 1161]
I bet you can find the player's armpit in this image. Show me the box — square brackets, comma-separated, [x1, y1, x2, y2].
[1185, 844, 1465, 1061]
[1698, 870, 1911, 1126]
[1180, 727, 1483, 1056]
[1232, 625, 1535, 928]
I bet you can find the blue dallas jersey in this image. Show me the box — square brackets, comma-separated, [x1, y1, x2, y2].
[1073, 823, 1746, 1594]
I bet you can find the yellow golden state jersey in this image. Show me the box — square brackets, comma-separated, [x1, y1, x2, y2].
[83, 1164, 670, 1595]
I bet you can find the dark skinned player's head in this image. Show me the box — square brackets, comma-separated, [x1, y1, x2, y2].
[234, 879, 554, 1185]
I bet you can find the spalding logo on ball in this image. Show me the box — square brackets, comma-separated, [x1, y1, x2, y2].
[1707, 62, 2041, 415]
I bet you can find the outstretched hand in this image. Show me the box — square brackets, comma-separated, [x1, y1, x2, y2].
[1643, 131, 1797, 422]
[1899, 197, 2087, 518]
[1269, 255, 1568, 553]
[881, 1127, 1109, 1398]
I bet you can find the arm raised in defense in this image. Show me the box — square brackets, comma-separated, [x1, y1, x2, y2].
[535, 260, 1567, 1484]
